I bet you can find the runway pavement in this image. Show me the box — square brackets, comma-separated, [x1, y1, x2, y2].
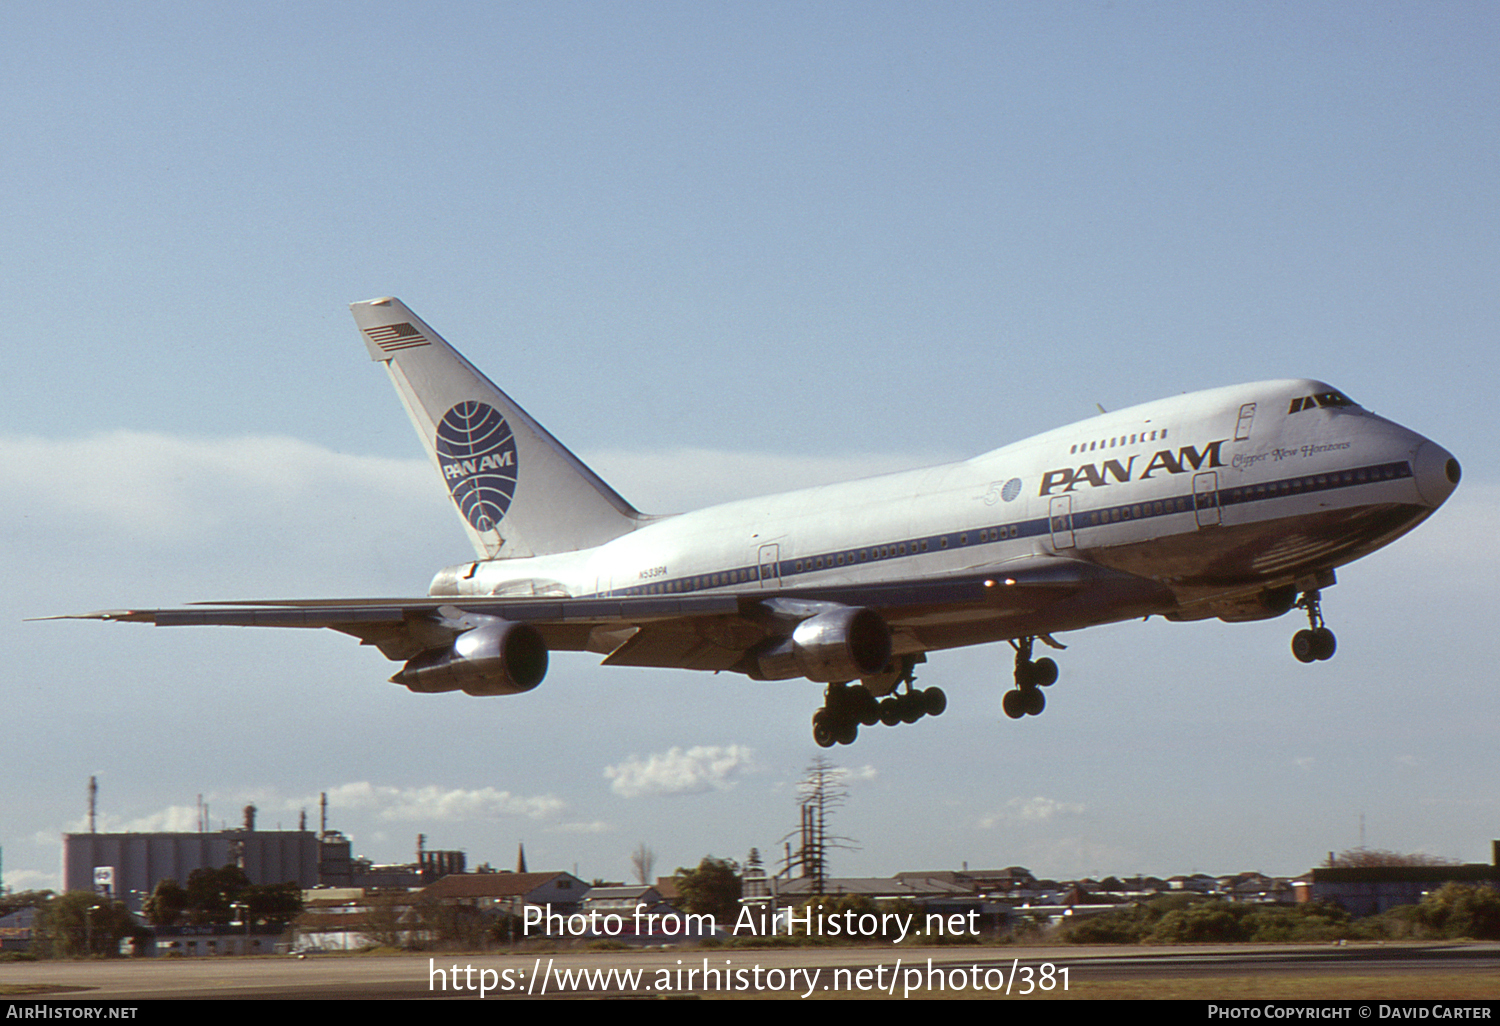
[4, 942, 1499, 1000]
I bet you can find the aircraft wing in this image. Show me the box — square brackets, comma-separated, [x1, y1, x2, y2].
[48, 555, 1152, 674]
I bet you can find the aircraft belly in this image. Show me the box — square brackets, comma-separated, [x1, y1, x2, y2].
[1089, 502, 1428, 588]
[894, 573, 1176, 652]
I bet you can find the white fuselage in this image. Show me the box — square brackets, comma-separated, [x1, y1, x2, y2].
[432, 378, 1457, 656]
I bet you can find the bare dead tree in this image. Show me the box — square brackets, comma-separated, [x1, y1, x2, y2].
[630, 843, 657, 886]
[780, 757, 859, 893]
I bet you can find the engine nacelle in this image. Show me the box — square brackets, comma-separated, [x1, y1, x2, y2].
[390, 620, 549, 696]
[755, 606, 892, 683]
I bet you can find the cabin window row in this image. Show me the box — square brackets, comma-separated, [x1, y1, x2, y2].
[1222, 464, 1405, 506]
[1084, 497, 1192, 525]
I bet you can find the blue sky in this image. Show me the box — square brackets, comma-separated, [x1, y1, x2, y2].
[4, 1, 1497, 894]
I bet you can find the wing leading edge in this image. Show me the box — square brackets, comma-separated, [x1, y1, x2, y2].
[48, 556, 1156, 675]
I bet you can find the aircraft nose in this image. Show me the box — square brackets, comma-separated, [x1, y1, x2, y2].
[1412, 440, 1461, 508]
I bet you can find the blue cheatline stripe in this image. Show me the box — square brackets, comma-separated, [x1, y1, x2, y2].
[594, 460, 1410, 599]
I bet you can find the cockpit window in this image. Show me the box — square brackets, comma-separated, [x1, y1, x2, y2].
[1289, 391, 1360, 414]
[1313, 391, 1357, 408]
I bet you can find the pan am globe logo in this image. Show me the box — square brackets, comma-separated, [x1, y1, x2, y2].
[435, 401, 519, 531]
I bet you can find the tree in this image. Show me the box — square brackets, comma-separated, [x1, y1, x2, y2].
[0, 890, 53, 920]
[414, 894, 488, 949]
[1061, 896, 1355, 945]
[630, 843, 656, 886]
[142, 879, 187, 926]
[362, 893, 411, 950]
[184, 865, 253, 925]
[673, 856, 741, 924]
[1416, 883, 1500, 940]
[144, 867, 301, 928]
[244, 881, 303, 928]
[33, 892, 142, 958]
[1324, 847, 1461, 868]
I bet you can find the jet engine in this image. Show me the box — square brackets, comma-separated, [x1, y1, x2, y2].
[390, 620, 549, 696]
[754, 606, 892, 683]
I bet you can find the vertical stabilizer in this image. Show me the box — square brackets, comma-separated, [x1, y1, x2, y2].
[351, 297, 640, 559]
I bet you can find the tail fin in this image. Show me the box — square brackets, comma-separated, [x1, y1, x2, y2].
[351, 297, 640, 559]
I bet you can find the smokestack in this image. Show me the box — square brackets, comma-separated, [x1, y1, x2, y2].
[299, 809, 307, 832]
[320, 792, 328, 835]
[88, 776, 97, 833]
[243, 805, 256, 832]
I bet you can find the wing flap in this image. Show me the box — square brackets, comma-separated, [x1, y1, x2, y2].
[600, 615, 769, 671]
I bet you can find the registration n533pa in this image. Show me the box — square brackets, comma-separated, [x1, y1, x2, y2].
[61, 298, 1461, 746]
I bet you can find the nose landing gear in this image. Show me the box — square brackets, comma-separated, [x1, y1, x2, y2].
[1291, 589, 1337, 663]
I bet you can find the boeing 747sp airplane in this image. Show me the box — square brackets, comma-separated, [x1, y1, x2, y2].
[62, 298, 1461, 746]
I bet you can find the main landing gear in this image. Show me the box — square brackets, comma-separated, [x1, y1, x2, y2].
[811, 658, 946, 747]
[1290, 589, 1337, 663]
[1003, 635, 1063, 719]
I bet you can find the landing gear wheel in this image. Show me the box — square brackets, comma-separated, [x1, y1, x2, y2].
[1002, 689, 1027, 719]
[812, 710, 835, 748]
[1023, 687, 1045, 716]
[1291, 589, 1338, 664]
[834, 718, 858, 745]
[899, 693, 924, 724]
[878, 697, 902, 727]
[1032, 657, 1058, 687]
[922, 686, 947, 717]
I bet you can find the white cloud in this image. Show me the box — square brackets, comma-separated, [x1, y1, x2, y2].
[977, 796, 1087, 829]
[604, 745, 758, 798]
[0, 431, 432, 541]
[114, 804, 203, 833]
[69, 805, 202, 834]
[316, 782, 564, 822]
[0, 432, 948, 545]
[57, 783, 567, 847]
[2, 868, 56, 892]
[550, 821, 614, 834]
